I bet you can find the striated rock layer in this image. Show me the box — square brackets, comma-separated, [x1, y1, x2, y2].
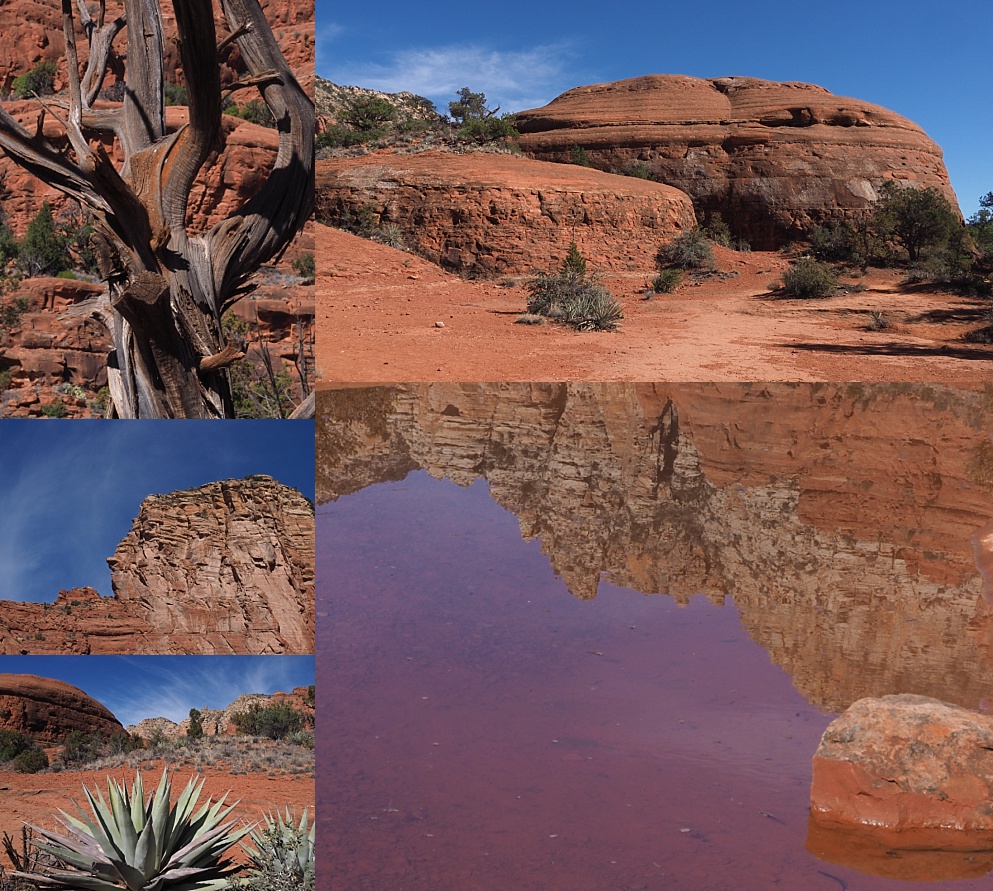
[316, 151, 697, 276]
[0, 674, 123, 744]
[0, 476, 314, 654]
[516, 75, 958, 249]
[317, 383, 993, 711]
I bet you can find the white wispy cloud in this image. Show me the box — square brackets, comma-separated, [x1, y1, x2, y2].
[316, 21, 345, 71]
[325, 41, 578, 113]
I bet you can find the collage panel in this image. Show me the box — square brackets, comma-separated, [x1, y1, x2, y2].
[0, 419, 315, 887]
[0, 0, 315, 419]
[318, 383, 993, 889]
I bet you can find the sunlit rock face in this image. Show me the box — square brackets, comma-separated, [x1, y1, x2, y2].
[0, 674, 123, 744]
[515, 75, 958, 249]
[317, 383, 993, 711]
[811, 694, 993, 831]
[0, 477, 314, 655]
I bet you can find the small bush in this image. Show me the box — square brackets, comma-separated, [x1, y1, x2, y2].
[60, 730, 103, 766]
[809, 224, 861, 264]
[293, 252, 315, 284]
[226, 99, 276, 128]
[12, 747, 48, 774]
[570, 146, 591, 167]
[40, 401, 67, 418]
[187, 708, 205, 741]
[164, 82, 188, 106]
[341, 96, 397, 132]
[0, 730, 33, 761]
[11, 61, 56, 99]
[457, 115, 518, 144]
[865, 310, 890, 331]
[19, 202, 70, 277]
[373, 223, 405, 249]
[780, 258, 838, 298]
[651, 268, 683, 293]
[231, 703, 305, 740]
[655, 230, 715, 270]
[625, 162, 654, 180]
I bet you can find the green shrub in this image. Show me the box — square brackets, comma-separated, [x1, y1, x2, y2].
[12, 747, 48, 774]
[562, 241, 587, 278]
[11, 61, 56, 99]
[651, 268, 683, 293]
[457, 114, 518, 144]
[448, 87, 488, 125]
[341, 96, 397, 132]
[526, 244, 623, 332]
[187, 708, 205, 740]
[559, 283, 623, 331]
[19, 202, 70, 276]
[227, 98, 276, 128]
[40, 401, 67, 418]
[625, 162, 654, 180]
[655, 230, 715, 270]
[570, 145, 591, 167]
[0, 730, 33, 761]
[164, 81, 188, 106]
[60, 730, 103, 766]
[872, 181, 961, 264]
[230, 702, 305, 740]
[780, 258, 838, 298]
[293, 252, 315, 283]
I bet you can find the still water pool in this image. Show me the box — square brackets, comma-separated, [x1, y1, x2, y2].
[318, 383, 993, 890]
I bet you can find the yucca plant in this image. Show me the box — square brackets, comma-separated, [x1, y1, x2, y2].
[240, 808, 314, 890]
[14, 770, 251, 891]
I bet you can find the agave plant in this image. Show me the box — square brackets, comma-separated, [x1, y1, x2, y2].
[14, 770, 251, 891]
[240, 808, 314, 890]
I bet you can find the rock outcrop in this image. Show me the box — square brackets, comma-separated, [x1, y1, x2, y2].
[127, 685, 315, 739]
[0, 674, 123, 744]
[316, 151, 697, 276]
[0, 476, 314, 654]
[317, 383, 993, 711]
[515, 75, 958, 249]
[810, 695, 993, 831]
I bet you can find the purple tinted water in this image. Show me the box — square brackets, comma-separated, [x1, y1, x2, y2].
[319, 471, 993, 890]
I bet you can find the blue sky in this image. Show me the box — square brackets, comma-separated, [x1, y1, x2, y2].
[0, 421, 314, 603]
[0, 656, 314, 726]
[317, 0, 991, 216]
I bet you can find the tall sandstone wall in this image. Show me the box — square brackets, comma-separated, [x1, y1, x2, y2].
[0, 476, 314, 654]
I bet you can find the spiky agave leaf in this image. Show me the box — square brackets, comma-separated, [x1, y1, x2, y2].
[13, 769, 251, 891]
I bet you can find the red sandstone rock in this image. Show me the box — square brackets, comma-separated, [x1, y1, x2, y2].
[810, 694, 993, 831]
[0, 476, 314, 654]
[0, 674, 123, 744]
[316, 151, 697, 276]
[516, 75, 958, 249]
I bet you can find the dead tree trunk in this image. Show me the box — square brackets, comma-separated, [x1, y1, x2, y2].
[0, 0, 314, 417]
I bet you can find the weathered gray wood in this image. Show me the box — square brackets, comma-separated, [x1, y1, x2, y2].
[0, 0, 314, 418]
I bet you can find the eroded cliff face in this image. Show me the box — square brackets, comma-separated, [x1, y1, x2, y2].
[317, 383, 993, 711]
[0, 673, 123, 744]
[515, 75, 958, 249]
[316, 151, 697, 276]
[0, 476, 314, 654]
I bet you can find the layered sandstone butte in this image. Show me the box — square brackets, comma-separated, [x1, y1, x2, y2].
[316, 151, 697, 275]
[0, 476, 314, 654]
[0, 674, 123, 744]
[317, 383, 993, 711]
[516, 75, 958, 248]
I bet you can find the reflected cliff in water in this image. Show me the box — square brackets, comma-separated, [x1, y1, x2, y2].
[317, 383, 993, 712]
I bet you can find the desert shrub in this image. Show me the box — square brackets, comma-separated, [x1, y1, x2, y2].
[11, 61, 56, 99]
[19, 203, 70, 277]
[700, 212, 750, 251]
[780, 258, 838, 298]
[559, 283, 623, 331]
[651, 268, 683, 293]
[288, 730, 315, 750]
[230, 703, 305, 740]
[865, 310, 890, 331]
[316, 125, 375, 150]
[341, 96, 397, 132]
[39, 401, 67, 418]
[337, 204, 378, 238]
[0, 297, 29, 331]
[293, 252, 315, 283]
[373, 223, 405, 249]
[11, 747, 47, 774]
[226, 99, 276, 128]
[625, 162, 654, 180]
[448, 87, 488, 124]
[809, 223, 861, 263]
[164, 81, 188, 106]
[457, 114, 518, 144]
[570, 145, 591, 167]
[562, 241, 587, 278]
[0, 219, 17, 268]
[655, 230, 715, 270]
[187, 708, 205, 740]
[0, 730, 33, 761]
[526, 244, 623, 332]
[60, 730, 104, 766]
[872, 181, 961, 264]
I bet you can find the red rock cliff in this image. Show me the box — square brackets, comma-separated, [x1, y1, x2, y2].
[0, 673, 123, 744]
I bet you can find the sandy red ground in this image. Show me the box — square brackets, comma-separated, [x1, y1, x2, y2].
[316, 224, 993, 383]
[0, 760, 314, 860]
